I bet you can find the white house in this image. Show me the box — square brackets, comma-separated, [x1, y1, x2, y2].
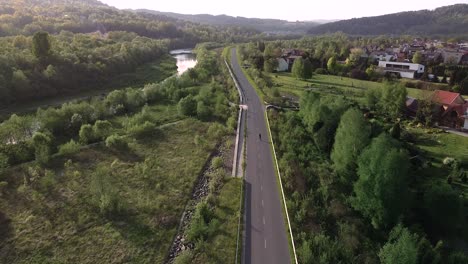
[276, 58, 289, 72]
[378, 61, 425, 79]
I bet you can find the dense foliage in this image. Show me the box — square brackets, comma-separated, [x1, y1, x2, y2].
[269, 90, 467, 263]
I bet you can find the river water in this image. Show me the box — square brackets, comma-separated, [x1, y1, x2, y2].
[170, 49, 197, 76]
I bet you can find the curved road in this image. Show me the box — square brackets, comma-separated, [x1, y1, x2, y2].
[230, 48, 291, 264]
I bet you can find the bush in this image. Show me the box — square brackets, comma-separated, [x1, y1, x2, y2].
[58, 139, 81, 156]
[129, 121, 158, 139]
[315, 68, 327, 74]
[79, 124, 95, 144]
[211, 157, 223, 169]
[93, 120, 113, 140]
[207, 123, 228, 141]
[39, 170, 57, 192]
[32, 132, 52, 165]
[90, 165, 122, 216]
[196, 101, 212, 121]
[178, 95, 197, 116]
[105, 135, 128, 151]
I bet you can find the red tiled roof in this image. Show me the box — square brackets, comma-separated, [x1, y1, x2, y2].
[431, 90, 462, 105]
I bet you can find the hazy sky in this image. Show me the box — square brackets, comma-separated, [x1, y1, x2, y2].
[99, 0, 465, 21]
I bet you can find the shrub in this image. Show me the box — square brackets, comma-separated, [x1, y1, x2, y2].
[79, 124, 95, 144]
[207, 123, 228, 141]
[93, 120, 113, 140]
[211, 157, 223, 169]
[315, 68, 326, 74]
[39, 170, 56, 192]
[178, 95, 197, 116]
[196, 101, 212, 121]
[129, 121, 158, 139]
[58, 139, 81, 156]
[90, 165, 122, 216]
[105, 135, 128, 151]
[32, 132, 52, 165]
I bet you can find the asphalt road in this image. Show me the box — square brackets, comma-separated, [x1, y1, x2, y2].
[230, 48, 291, 264]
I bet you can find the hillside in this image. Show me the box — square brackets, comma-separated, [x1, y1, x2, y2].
[0, 0, 262, 106]
[137, 9, 319, 34]
[308, 4, 468, 36]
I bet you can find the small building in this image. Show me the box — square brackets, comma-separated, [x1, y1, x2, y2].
[276, 58, 288, 72]
[378, 61, 425, 79]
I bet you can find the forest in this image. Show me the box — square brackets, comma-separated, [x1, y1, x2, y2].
[0, 0, 264, 106]
[308, 4, 468, 38]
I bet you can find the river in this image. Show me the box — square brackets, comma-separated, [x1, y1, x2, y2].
[170, 49, 197, 75]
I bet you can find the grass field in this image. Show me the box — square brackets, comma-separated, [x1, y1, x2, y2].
[0, 118, 219, 263]
[269, 72, 429, 100]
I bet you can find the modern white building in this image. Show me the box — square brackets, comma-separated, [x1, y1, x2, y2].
[378, 61, 425, 79]
[276, 58, 289, 72]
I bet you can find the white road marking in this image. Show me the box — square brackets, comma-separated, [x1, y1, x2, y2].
[261, 185, 263, 191]
[263, 216, 265, 225]
[262, 200, 264, 207]
[264, 239, 267, 248]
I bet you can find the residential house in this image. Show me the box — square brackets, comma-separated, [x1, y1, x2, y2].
[370, 51, 395, 62]
[442, 50, 465, 64]
[431, 90, 468, 129]
[378, 61, 425, 79]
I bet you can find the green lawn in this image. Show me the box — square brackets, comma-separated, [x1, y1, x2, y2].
[269, 72, 442, 100]
[0, 119, 219, 263]
[407, 126, 468, 189]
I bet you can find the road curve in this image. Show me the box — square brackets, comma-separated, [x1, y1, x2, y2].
[230, 48, 291, 264]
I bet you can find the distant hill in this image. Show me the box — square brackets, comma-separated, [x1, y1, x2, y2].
[137, 9, 320, 34]
[308, 4, 468, 36]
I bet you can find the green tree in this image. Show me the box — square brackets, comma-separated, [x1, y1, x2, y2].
[327, 55, 337, 74]
[302, 58, 313, 79]
[352, 134, 410, 229]
[32, 31, 51, 59]
[331, 108, 371, 182]
[264, 58, 279, 73]
[379, 224, 418, 264]
[90, 165, 121, 216]
[458, 76, 468, 95]
[365, 87, 381, 110]
[178, 95, 197, 116]
[379, 83, 407, 119]
[32, 132, 52, 165]
[79, 124, 95, 144]
[292, 57, 304, 79]
[412, 51, 423, 64]
[424, 183, 463, 235]
[93, 120, 113, 140]
[196, 101, 211, 121]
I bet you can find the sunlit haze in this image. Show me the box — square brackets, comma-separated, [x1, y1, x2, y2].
[99, 0, 465, 21]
